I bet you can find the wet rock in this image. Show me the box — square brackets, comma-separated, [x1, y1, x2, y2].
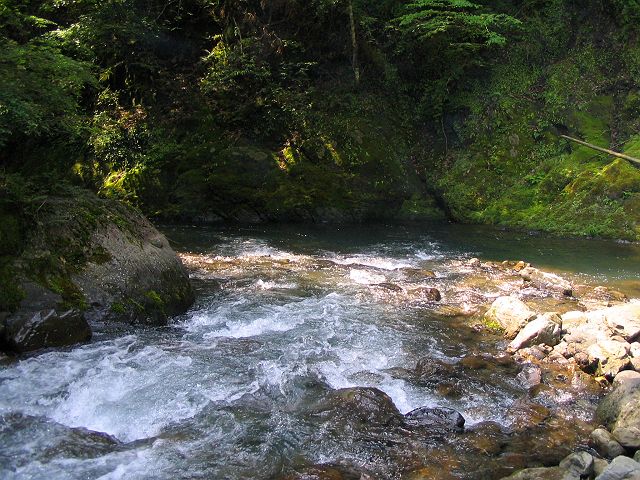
[316, 387, 403, 428]
[459, 355, 491, 370]
[404, 406, 465, 432]
[400, 268, 436, 279]
[508, 313, 562, 353]
[283, 465, 358, 480]
[508, 398, 551, 430]
[516, 363, 542, 389]
[593, 286, 629, 303]
[409, 287, 442, 301]
[376, 282, 403, 292]
[559, 451, 594, 478]
[595, 455, 640, 480]
[3, 309, 91, 352]
[519, 267, 573, 296]
[499, 466, 566, 479]
[485, 296, 537, 339]
[591, 428, 625, 459]
[0, 413, 121, 467]
[597, 378, 640, 448]
[416, 358, 457, 378]
[515, 346, 549, 362]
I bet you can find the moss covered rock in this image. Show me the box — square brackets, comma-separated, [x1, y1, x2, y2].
[1, 188, 194, 353]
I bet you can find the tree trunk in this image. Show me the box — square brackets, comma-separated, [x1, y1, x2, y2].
[347, 0, 360, 87]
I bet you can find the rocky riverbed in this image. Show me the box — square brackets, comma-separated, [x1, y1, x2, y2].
[1, 224, 639, 479]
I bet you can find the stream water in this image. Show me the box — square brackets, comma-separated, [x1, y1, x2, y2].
[1, 224, 639, 479]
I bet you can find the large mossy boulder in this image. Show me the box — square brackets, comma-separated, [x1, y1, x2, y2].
[0, 189, 194, 352]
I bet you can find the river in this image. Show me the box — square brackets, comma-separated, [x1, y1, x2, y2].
[1, 223, 639, 479]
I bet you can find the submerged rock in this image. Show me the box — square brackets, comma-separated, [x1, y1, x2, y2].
[3, 309, 91, 352]
[516, 363, 542, 389]
[409, 286, 442, 302]
[485, 296, 537, 339]
[404, 406, 465, 432]
[519, 267, 573, 296]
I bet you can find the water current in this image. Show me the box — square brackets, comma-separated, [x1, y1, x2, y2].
[1, 224, 639, 479]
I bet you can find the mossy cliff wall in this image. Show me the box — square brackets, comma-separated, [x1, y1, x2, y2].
[420, 2, 640, 240]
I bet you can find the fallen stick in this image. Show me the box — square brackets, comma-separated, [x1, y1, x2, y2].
[559, 134, 640, 166]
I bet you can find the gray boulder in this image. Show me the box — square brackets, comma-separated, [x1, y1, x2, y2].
[597, 377, 640, 448]
[591, 428, 625, 459]
[485, 296, 537, 339]
[508, 313, 562, 352]
[8, 194, 194, 335]
[595, 456, 640, 480]
[559, 451, 594, 478]
[498, 467, 571, 480]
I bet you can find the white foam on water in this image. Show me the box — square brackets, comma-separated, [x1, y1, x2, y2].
[349, 269, 386, 285]
[203, 312, 304, 339]
[331, 255, 413, 271]
[254, 279, 297, 290]
[0, 338, 215, 442]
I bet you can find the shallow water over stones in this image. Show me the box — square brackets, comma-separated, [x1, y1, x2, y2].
[1, 224, 638, 479]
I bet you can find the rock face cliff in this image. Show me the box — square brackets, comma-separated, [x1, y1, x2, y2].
[0, 191, 194, 353]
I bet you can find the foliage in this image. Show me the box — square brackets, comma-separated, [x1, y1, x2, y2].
[0, 0, 638, 239]
[0, 1, 95, 151]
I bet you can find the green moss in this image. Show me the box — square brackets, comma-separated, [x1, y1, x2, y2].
[88, 245, 112, 265]
[110, 302, 126, 314]
[398, 195, 446, 221]
[144, 290, 164, 308]
[45, 274, 87, 310]
[482, 317, 504, 334]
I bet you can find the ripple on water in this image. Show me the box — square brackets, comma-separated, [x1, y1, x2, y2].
[1, 225, 624, 479]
